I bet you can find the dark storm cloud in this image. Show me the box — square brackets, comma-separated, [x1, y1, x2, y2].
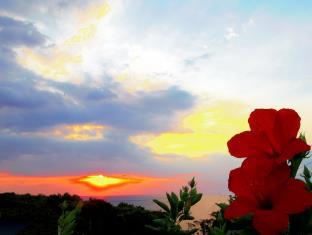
[0, 0, 87, 13]
[0, 80, 195, 132]
[0, 16, 46, 47]
[0, 133, 145, 161]
[137, 87, 194, 113]
[0, 15, 46, 79]
[0, 132, 154, 174]
[0, 79, 64, 109]
[51, 81, 117, 102]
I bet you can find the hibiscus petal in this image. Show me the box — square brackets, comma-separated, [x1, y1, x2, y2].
[242, 157, 276, 177]
[224, 196, 256, 219]
[274, 179, 312, 214]
[227, 131, 272, 158]
[265, 162, 290, 190]
[278, 138, 311, 163]
[237, 158, 288, 195]
[253, 210, 288, 235]
[277, 109, 301, 146]
[248, 109, 282, 154]
[228, 167, 250, 196]
[248, 109, 277, 133]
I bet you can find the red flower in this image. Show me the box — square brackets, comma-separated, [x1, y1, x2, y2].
[228, 109, 310, 163]
[225, 157, 312, 235]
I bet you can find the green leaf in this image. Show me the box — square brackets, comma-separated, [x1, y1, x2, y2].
[189, 177, 196, 188]
[58, 201, 82, 235]
[167, 193, 178, 221]
[171, 192, 179, 204]
[182, 186, 189, 192]
[189, 188, 197, 198]
[153, 199, 170, 213]
[216, 203, 228, 210]
[191, 193, 202, 205]
[304, 165, 311, 178]
[166, 193, 174, 210]
[178, 200, 184, 212]
[180, 191, 189, 202]
[290, 133, 310, 177]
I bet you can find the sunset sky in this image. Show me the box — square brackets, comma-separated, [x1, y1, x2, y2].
[0, 0, 312, 196]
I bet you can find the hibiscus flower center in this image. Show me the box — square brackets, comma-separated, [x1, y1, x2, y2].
[259, 197, 273, 210]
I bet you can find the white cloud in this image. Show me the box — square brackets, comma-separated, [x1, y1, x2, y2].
[12, 0, 312, 128]
[224, 27, 239, 40]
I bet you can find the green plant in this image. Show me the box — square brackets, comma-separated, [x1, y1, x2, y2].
[290, 133, 310, 178]
[147, 177, 202, 235]
[288, 162, 312, 234]
[58, 200, 82, 235]
[198, 196, 256, 235]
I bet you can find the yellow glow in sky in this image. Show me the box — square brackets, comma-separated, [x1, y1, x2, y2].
[64, 24, 97, 46]
[16, 48, 82, 80]
[115, 72, 168, 93]
[15, 1, 110, 82]
[131, 102, 249, 158]
[77, 1, 110, 23]
[54, 123, 106, 141]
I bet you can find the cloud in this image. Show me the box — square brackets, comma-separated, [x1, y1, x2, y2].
[0, 16, 46, 46]
[13, 1, 110, 82]
[0, 79, 64, 109]
[50, 81, 116, 102]
[0, 79, 194, 132]
[0, 15, 46, 79]
[224, 27, 239, 40]
[0, 14, 195, 175]
[1, 0, 311, 195]
[0, 10, 196, 178]
[0, 133, 150, 174]
[55, 124, 107, 141]
[1, 123, 108, 141]
[0, 0, 89, 18]
[131, 101, 249, 158]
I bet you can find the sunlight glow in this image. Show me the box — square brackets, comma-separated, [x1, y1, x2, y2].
[75, 174, 142, 190]
[0, 172, 173, 195]
[131, 102, 249, 158]
[16, 47, 82, 80]
[15, 1, 110, 82]
[57, 124, 106, 141]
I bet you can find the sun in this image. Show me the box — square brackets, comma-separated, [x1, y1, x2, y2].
[74, 174, 142, 191]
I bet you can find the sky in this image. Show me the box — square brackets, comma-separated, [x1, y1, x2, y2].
[0, 0, 312, 197]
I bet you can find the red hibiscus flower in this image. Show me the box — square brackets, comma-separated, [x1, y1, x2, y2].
[224, 157, 312, 235]
[228, 109, 310, 163]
